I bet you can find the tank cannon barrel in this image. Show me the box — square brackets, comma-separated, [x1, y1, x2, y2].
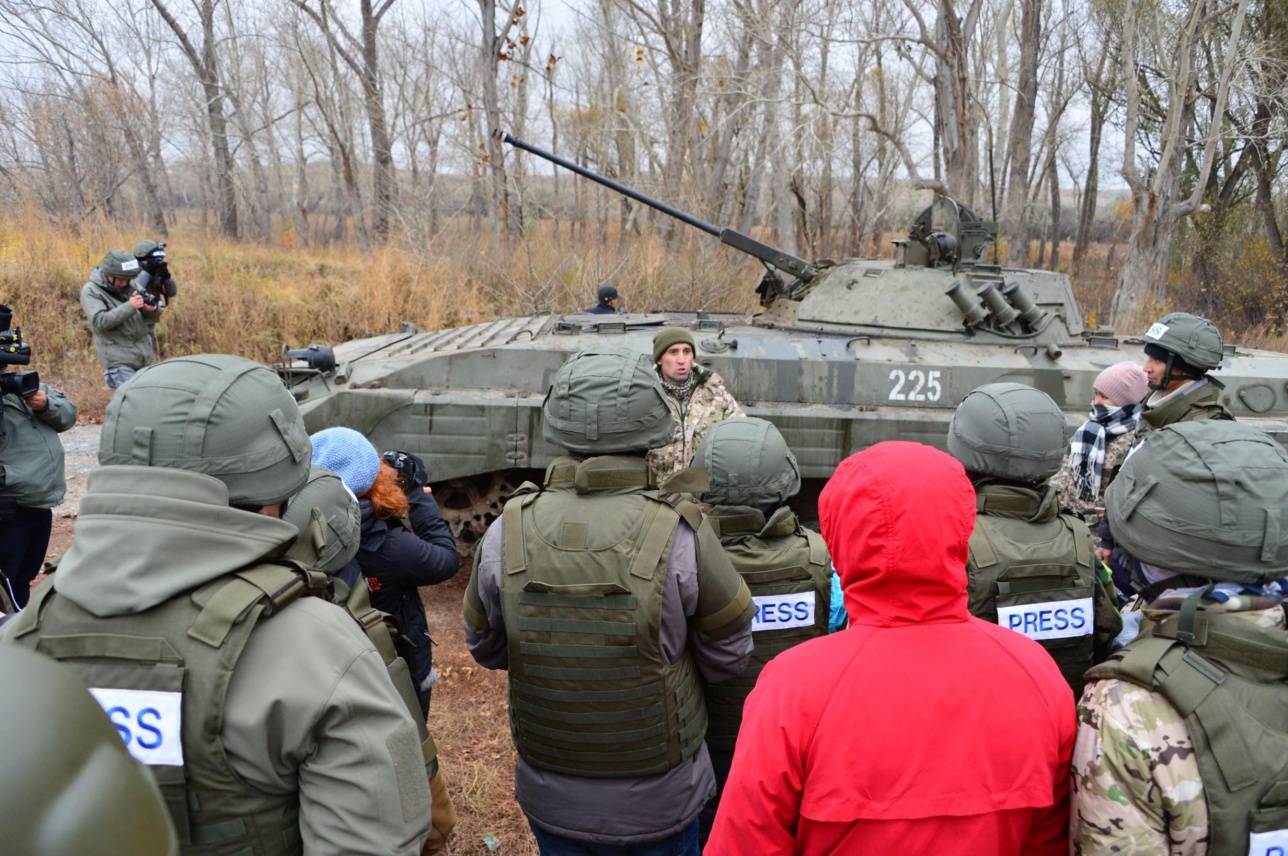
[502, 132, 818, 282]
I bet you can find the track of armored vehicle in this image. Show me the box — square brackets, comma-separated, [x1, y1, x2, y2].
[279, 135, 1288, 553]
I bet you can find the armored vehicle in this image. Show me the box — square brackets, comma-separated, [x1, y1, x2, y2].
[280, 134, 1288, 553]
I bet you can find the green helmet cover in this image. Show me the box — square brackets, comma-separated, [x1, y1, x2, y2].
[133, 239, 160, 259]
[0, 646, 177, 856]
[100, 249, 141, 279]
[1143, 312, 1224, 371]
[696, 417, 800, 507]
[947, 382, 1066, 482]
[283, 466, 361, 575]
[99, 354, 312, 507]
[542, 347, 674, 455]
[1106, 421, 1288, 581]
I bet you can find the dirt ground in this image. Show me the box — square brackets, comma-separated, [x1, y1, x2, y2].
[44, 423, 539, 855]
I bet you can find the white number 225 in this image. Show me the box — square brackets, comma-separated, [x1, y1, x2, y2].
[888, 369, 943, 402]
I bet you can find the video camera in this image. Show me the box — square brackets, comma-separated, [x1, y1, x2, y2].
[0, 305, 37, 398]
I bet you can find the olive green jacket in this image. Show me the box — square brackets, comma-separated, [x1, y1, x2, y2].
[0, 382, 76, 508]
[79, 268, 158, 370]
[1140, 378, 1233, 435]
[4, 465, 431, 855]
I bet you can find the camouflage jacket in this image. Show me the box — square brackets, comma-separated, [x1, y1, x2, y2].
[1051, 432, 1134, 519]
[1071, 594, 1286, 855]
[646, 367, 744, 486]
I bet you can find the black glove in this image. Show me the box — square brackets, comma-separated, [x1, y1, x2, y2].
[382, 449, 428, 496]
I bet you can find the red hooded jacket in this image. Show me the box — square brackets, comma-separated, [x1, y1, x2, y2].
[706, 442, 1074, 855]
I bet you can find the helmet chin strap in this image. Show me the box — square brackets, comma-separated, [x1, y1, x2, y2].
[1149, 352, 1182, 393]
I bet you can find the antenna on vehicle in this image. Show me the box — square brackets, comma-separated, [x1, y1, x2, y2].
[987, 125, 999, 266]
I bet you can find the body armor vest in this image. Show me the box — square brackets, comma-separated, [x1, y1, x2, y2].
[9, 562, 331, 855]
[967, 485, 1098, 695]
[1087, 609, 1288, 854]
[498, 457, 707, 778]
[704, 506, 829, 753]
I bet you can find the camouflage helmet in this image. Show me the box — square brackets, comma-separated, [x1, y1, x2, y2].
[0, 646, 178, 856]
[100, 249, 141, 280]
[542, 347, 674, 455]
[133, 239, 161, 259]
[283, 466, 361, 575]
[99, 354, 312, 507]
[696, 417, 800, 507]
[1143, 312, 1223, 372]
[1106, 421, 1288, 581]
[947, 382, 1066, 483]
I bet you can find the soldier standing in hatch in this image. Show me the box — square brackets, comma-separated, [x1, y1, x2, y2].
[947, 382, 1121, 696]
[79, 249, 163, 389]
[4, 354, 431, 855]
[646, 327, 744, 486]
[1072, 421, 1288, 855]
[465, 347, 753, 855]
[691, 417, 838, 846]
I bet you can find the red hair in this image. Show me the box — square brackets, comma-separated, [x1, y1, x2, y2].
[366, 462, 410, 520]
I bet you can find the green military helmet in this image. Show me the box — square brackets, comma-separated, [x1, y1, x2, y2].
[100, 248, 141, 279]
[99, 354, 312, 507]
[283, 466, 361, 574]
[0, 646, 178, 856]
[1106, 420, 1288, 580]
[133, 239, 161, 259]
[947, 381, 1066, 483]
[696, 417, 801, 507]
[1143, 312, 1224, 372]
[542, 347, 674, 455]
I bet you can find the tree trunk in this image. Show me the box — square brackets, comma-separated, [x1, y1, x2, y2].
[1002, 0, 1041, 267]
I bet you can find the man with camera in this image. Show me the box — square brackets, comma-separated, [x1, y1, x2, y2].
[0, 305, 77, 609]
[80, 248, 165, 389]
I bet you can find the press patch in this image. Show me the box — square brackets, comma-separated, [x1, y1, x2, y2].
[1145, 322, 1169, 340]
[1249, 829, 1288, 855]
[120, 258, 140, 272]
[752, 593, 815, 632]
[997, 597, 1092, 641]
[88, 687, 184, 766]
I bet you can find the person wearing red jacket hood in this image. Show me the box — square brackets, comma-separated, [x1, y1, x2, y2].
[705, 441, 1074, 855]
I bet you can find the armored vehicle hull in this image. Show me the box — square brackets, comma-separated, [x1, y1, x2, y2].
[285, 277, 1288, 551]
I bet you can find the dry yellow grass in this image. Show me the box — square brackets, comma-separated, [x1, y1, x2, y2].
[0, 208, 758, 418]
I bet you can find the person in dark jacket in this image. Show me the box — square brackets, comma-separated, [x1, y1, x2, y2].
[584, 284, 624, 314]
[311, 428, 460, 716]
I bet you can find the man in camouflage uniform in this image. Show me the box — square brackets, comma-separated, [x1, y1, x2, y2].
[1072, 421, 1288, 855]
[646, 327, 744, 485]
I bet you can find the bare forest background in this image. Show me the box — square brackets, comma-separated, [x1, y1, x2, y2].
[0, 0, 1286, 416]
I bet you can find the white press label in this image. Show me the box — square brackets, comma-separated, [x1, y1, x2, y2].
[120, 258, 140, 272]
[997, 597, 1093, 642]
[1146, 322, 1169, 340]
[89, 687, 184, 766]
[1249, 829, 1288, 856]
[752, 592, 816, 632]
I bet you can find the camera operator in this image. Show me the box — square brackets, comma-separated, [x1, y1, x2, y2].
[0, 307, 77, 609]
[79, 249, 162, 389]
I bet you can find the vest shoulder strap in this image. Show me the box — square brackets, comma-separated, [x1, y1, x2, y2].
[7, 575, 56, 638]
[501, 492, 539, 575]
[968, 519, 1000, 570]
[628, 500, 681, 582]
[188, 560, 328, 649]
[803, 529, 828, 568]
[654, 491, 704, 532]
[1059, 512, 1096, 571]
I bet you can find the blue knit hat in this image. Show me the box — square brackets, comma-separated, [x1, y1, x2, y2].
[310, 427, 381, 496]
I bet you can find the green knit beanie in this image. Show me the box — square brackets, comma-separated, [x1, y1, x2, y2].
[652, 327, 696, 362]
